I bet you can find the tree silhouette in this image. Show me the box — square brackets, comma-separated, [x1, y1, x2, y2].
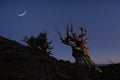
[23, 31, 53, 55]
[57, 24, 102, 72]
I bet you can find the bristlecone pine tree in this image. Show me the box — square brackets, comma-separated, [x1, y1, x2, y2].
[23, 31, 53, 55]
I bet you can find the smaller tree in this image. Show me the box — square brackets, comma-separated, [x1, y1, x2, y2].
[23, 31, 53, 55]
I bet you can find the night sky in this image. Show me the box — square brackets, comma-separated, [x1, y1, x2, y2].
[0, 0, 120, 64]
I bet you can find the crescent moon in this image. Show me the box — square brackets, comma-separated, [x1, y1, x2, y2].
[17, 10, 26, 16]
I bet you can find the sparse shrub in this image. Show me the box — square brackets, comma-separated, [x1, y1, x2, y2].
[23, 30, 53, 55]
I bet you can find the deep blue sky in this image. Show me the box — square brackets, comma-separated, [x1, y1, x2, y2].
[0, 0, 120, 64]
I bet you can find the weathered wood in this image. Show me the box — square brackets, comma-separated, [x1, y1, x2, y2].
[58, 24, 102, 73]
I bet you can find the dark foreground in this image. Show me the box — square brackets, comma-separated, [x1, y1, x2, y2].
[0, 36, 120, 80]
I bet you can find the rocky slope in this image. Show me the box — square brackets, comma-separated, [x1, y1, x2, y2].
[0, 36, 119, 80]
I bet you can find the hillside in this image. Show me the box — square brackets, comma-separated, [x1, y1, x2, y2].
[0, 36, 119, 80]
[101, 63, 120, 80]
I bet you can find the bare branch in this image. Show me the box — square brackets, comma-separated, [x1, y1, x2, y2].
[55, 27, 63, 41]
[56, 26, 75, 47]
[66, 24, 70, 38]
[79, 27, 87, 39]
[70, 23, 74, 34]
